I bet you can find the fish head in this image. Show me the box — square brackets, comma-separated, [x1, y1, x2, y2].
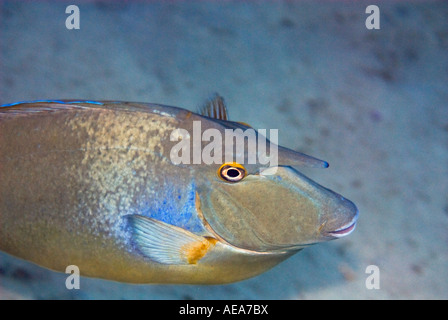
[170, 106, 358, 254]
[193, 142, 358, 253]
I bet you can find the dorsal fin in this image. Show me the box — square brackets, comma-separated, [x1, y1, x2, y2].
[198, 93, 229, 121]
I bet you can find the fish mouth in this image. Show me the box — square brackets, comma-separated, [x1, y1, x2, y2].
[326, 209, 359, 238]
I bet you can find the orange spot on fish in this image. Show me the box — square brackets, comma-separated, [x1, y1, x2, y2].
[181, 237, 217, 264]
[318, 221, 327, 234]
[182, 192, 218, 264]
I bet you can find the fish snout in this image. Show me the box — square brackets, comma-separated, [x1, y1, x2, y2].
[319, 197, 359, 239]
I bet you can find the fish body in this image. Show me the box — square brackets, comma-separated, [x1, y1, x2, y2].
[0, 98, 358, 284]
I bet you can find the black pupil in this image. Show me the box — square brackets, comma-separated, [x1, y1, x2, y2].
[227, 168, 240, 178]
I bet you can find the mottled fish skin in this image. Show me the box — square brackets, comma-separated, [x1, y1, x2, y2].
[0, 100, 358, 284]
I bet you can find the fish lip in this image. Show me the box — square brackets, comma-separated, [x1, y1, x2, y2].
[326, 209, 359, 238]
[327, 221, 356, 238]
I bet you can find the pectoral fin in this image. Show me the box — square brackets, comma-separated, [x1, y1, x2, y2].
[126, 215, 217, 265]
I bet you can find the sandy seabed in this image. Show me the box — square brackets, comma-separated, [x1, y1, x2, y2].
[0, 1, 447, 299]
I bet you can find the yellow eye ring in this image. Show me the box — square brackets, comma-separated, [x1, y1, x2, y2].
[218, 162, 247, 183]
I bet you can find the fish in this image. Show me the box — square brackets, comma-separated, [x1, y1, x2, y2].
[0, 95, 358, 284]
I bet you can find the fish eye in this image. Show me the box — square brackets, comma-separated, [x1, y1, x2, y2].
[218, 163, 246, 183]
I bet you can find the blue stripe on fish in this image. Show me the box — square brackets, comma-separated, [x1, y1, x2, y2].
[0, 100, 104, 107]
